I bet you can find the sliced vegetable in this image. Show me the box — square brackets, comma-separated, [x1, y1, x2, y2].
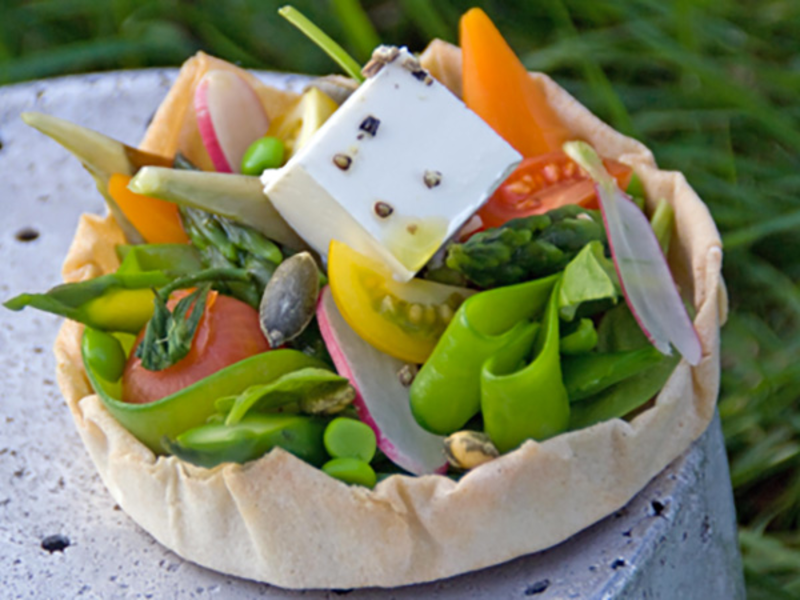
[122, 290, 270, 404]
[328, 240, 473, 364]
[20, 112, 173, 244]
[446, 205, 606, 289]
[563, 141, 702, 365]
[108, 173, 189, 244]
[410, 274, 559, 435]
[322, 457, 377, 488]
[165, 413, 327, 469]
[324, 417, 377, 462]
[317, 287, 447, 475]
[479, 151, 633, 229]
[129, 166, 307, 251]
[83, 346, 324, 453]
[259, 252, 320, 348]
[195, 70, 271, 173]
[241, 136, 285, 175]
[482, 281, 570, 452]
[460, 8, 571, 157]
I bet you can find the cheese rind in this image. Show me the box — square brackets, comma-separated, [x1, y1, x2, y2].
[262, 48, 521, 281]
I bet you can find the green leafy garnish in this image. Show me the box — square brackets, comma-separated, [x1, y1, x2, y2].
[225, 367, 355, 425]
[134, 267, 252, 371]
[279, 5, 365, 82]
[136, 284, 211, 371]
[558, 240, 619, 321]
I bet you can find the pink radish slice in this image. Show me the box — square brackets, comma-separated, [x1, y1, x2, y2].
[563, 141, 702, 366]
[195, 70, 270, 173]
[317, 287, 448, 475]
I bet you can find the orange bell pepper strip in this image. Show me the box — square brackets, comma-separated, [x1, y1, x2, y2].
[108, 173, 189, 244]
[460, 8, 572, 157]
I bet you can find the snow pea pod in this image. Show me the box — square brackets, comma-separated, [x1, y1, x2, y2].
[5, 243, 204, 334]
[410, 274, 559, 435]
[482, 281, 570, 453]
[82, 338, 326, 453]
[163, 413, 328, 469]
[116, 243, 203, 275]
[4, 270, 169, 333]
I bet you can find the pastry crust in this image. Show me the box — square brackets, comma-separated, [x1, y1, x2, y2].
[53, 46, 726, 589]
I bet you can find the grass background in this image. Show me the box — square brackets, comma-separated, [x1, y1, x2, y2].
[2, 0, 799, 596]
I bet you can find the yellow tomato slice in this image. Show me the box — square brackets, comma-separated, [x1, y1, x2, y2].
[328, 240, 474, 364]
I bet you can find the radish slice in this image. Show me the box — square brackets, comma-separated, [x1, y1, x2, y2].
[195, 70, 270, 173]
[563, 141, 702, 366]
[317, 287, 448, 475]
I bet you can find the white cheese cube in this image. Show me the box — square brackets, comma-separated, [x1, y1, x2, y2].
[262, 47, 521, 281]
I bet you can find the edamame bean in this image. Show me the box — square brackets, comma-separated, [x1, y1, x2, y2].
[322, 457, 377, 488]
[323, 417, 376, 462]
[241, 136, 285, 175]
[82, 327, 126, 382]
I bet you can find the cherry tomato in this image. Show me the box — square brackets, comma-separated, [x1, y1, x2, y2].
[479, 151, 633, 229]
[327, 240, 473, 364]
[121, 291, 269, 404]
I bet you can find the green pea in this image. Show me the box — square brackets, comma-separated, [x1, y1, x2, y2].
[82, 327, 126, 382]
[241, 136, 285, 175]
[560, 318, 598, 355]
[322, 457, 377, 488]
[323, 417, 377, 462]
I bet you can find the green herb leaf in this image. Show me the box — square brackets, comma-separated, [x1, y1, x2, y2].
[558, 240, 619, 321]
[135, 283, 210, 371]
[225, 367, 355, 425]
[278, 5, 365, 82]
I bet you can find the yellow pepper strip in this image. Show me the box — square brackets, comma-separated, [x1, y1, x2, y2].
[108, 173, 189, 244]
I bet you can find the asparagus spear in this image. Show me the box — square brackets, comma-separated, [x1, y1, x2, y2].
[129, 166, 307, 250]
[180, 206, 281, 309]
[445, 205, 607, 288]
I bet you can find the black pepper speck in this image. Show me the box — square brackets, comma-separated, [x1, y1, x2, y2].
[359, 116, 380, 137]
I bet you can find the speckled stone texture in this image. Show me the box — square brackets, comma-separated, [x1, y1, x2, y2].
[0, 70, 745, 599]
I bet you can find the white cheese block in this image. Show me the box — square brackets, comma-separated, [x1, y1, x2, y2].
[262, 47, 521, 281]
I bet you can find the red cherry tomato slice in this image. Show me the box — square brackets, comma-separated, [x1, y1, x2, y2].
[122, 291, 270, 404]
[479, 151, 633, 229]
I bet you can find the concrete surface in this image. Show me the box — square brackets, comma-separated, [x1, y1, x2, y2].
[0, 69, 746, 599]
